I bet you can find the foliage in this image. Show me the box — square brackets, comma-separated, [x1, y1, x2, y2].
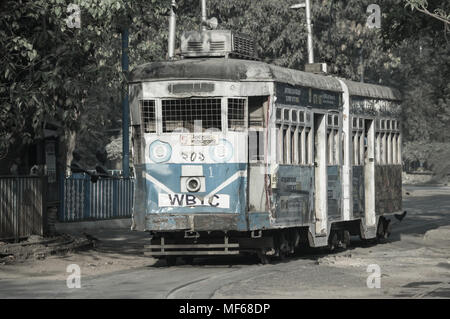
[1, 0, 449, 170]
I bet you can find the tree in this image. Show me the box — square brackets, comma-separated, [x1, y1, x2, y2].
[0, 0, 170, 171]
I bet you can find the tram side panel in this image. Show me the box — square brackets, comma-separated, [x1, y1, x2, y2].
[375, 165, 402, 215]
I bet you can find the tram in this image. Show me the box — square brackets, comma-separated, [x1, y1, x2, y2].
[128, 29, 402, 264]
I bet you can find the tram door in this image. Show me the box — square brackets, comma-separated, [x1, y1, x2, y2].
[364, 119, 376, 228]
[313, 113, 327, 236]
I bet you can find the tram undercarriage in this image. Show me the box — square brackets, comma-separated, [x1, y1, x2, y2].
[144, 215, 393, 265]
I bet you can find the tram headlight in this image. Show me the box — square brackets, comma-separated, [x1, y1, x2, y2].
[186, 177, 201, 192]
[149, 140, 172, 163]
[209, 138, 233, 162]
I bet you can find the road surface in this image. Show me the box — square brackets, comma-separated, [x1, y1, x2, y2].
[0, 185, 449, 298]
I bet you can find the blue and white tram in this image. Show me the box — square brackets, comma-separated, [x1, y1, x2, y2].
[128, 30, 402, 264]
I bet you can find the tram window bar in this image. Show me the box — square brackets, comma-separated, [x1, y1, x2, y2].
[249, 129, 265, 162]
[298, 127, 303, 164]
[141, 100, 156, 133]
[376, 132, 381, 163]
[228, 98, 246, 131]
[282, 126, 288, 164]
[334, 129, 340, 164]
[353, 132, 360, 165]
[276, 124, 282, 163]
[162, 98, 222, 133]
[290, 128, 295, 164]
[305, 128, 311, 164]
[392, 133, 397, 164]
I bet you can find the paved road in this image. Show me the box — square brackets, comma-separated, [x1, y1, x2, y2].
[0, 185, 449, 298]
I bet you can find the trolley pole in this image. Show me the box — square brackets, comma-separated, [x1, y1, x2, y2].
[290, 0, 314, 64]
[168, 0, 177, 59]
[122, 28, 130, 178]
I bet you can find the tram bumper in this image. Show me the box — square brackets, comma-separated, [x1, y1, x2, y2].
[145, 213, 239, 232]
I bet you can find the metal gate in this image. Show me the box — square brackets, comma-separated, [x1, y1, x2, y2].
[60, 174, 134, 222]
[0, 176, 47, 240]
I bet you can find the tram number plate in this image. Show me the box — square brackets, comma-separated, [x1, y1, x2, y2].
[158, 194, 230, 208]
[180, 134, 218, 146]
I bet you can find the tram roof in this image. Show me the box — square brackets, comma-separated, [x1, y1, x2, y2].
[130, 58, 342, 92]
[343, 79, 402, 101]
[130, 58, 401, 101]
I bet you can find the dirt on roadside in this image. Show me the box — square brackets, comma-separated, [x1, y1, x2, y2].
[0, 229, 156, 281]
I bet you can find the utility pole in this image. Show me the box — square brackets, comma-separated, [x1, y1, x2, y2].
[305, 0, 314, 64]
[122, 29, 129, 178]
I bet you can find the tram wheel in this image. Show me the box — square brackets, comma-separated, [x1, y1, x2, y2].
[257, 251, 270, 265]
[341, 230, 351, 249]
[376, 218, 389, 242]
[165, 256, 177, 266]
[328, 231, 339, 252]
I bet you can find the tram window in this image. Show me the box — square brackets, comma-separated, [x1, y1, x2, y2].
[353, 117, 357, 128]
[276, 108, 282, 120]
[328, 115, 333, 126]
[292, 110, 297, 122]
[299, 111, 305, 123]
[162, 98, 221, 132]
[334, 115, 339, 126]
[359, 118, 363, 129]
[306, 112, 311, 123]
[284, 109, 290, 121]
[387, 120, 391, 130]
[248, 96, 268, 162]
[141, 100, 156, 133]
[248, 96, 266, 127]
[228, 98, 246, 131]
[381, 120, 385, 130]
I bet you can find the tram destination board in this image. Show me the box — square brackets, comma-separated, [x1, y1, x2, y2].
[275, 82, 341, 109]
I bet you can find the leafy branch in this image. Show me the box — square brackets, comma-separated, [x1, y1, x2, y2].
[405, 0, 450, 25]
